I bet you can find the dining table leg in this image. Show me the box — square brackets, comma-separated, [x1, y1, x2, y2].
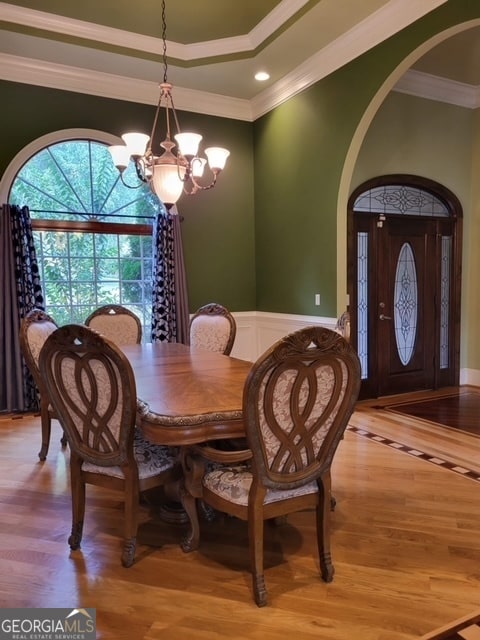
[178, 446, 206, 552]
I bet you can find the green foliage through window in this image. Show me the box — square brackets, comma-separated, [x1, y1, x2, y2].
[9, 138, 162, 338]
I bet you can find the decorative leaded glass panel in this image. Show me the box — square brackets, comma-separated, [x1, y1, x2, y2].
[10, 140, 161, 223]
[394, 243, 417, 366]
[357, 232, 368, 379]
[353, 185, 449, 216]
[440, 236, 452, 369]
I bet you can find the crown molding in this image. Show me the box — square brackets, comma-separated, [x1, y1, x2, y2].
[3, 56, 474, 127]
[0, 0, 310, 61]
[0, 53, 253, 121]
[0, 0, 464, 122]
[251, 0, 448, 118]
[393, 69, 480, 109]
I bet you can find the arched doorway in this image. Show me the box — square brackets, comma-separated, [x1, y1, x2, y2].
[348, 175, 462, 399]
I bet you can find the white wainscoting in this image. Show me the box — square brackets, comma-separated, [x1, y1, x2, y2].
[229, 311, 337, 362]
[460, 368, 480, 387]
[229, 312, 480, 387]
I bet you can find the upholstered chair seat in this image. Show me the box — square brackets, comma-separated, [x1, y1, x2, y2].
[82, 429, 176, 478]
[203, 465, 320, 505]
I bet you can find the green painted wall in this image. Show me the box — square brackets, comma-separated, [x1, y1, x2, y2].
[352, 91, 475, 368]
[0, 81, 256, 314]
[465, 108, 480, 371]
[253, 47, 397, 316]
[351, 92, 474, 198]
[253, 0, 480, 346]
[3, 0, 480, 374]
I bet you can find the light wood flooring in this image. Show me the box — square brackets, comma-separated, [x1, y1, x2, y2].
[1, 387, 480, 639]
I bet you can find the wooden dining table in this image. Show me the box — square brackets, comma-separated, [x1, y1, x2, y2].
[121, 342, 253, 546]
[121, 342, 253, 446]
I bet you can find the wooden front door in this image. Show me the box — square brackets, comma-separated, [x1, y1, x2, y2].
[348, 176, 462, 400]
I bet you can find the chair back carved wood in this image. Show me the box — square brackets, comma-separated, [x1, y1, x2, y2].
[185, 326, 361, 606]
[39, 323, 179, 567]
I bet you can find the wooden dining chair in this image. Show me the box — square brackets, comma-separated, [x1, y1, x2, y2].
[39, 323, 180, 567]
[19, 308, 68, 460]
[85, 304, 142, 345]
[183, 326, 361, 606]
[335, 310, 351, 342]
[189, 303, 236, 355]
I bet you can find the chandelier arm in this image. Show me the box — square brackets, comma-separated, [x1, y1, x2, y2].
[186, 171, 219, 193]
[133, 160, 149, 184]
[168, 93, 182, 136]
[119, 172, 144, 190]
[149, 94, 166, 150]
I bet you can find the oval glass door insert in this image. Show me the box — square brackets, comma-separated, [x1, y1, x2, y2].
[394, 242, 417, 365]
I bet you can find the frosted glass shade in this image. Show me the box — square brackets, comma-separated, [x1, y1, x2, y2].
[108, 145, 131, 170]
[175, 132, 202, 157]
[205, 147, 230, 171]
[121, 133, 150, 158]
[152, 163, 186, 206]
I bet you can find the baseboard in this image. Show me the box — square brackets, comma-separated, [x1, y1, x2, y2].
[460, 368, 480, 387]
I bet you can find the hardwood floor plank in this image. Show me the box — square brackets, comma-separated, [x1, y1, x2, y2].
[1, 397, 480, 639]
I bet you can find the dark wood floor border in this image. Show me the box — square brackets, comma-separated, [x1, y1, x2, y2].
[420, 610, 480, 639]
[346, 425, 480, 484]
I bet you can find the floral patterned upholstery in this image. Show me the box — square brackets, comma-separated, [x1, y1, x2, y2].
[203, 465, 318, 505]
[190, 315, 232, 353]
[19, 308, 65, 461]
[189, 303, 236, 355]
[85, 305, 142, 345]
[83, 429, 176, 479]
[27, 320, 57, 365]
[335, 310, 351, 342]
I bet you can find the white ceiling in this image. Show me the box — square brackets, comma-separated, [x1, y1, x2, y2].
[1, 0, 479, 121]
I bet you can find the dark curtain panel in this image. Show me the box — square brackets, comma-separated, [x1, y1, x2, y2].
[0, 204, 44, 412]
[151, 206, 189, 343]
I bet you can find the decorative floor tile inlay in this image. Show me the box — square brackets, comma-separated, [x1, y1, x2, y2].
[346, 425, 480, 484]
[420, 611, 480, 639]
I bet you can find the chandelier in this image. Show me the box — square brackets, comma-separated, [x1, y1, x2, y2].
[108, 0, 230, 209]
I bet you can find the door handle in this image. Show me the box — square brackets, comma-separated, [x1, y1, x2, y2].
[379, 313, 392, 320]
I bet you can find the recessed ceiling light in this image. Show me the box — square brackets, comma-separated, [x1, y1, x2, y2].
[255, 71, 270, 82]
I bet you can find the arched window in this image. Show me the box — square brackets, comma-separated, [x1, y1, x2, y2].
[2, 129, 163, 338]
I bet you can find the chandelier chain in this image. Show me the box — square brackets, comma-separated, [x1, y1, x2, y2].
[161, 0, 168, 84]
